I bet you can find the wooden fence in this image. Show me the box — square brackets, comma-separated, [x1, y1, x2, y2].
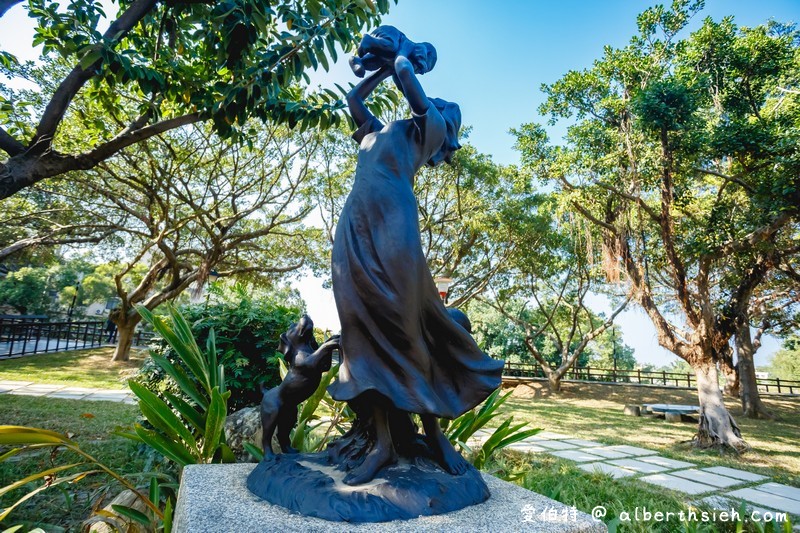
[503, 361, 800, 395]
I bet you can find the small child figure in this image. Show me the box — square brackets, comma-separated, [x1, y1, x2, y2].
[349, 25, 437, 78]
[259, 314, 339, 458]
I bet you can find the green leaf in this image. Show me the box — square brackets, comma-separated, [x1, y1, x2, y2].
[111, 504, 152, 527]
[298, 364, 338, 423]
[217, 443, 236, 463]
[150, 355, 209, 410]
[202, 387, 227, 460]
[0, 470, 101, 521]
[163, 498, 174, 533]
[0, 426, 74, 446]
[0, 463, 83, 499]
[149, 476, 160, 506]
[290, 418, 308, 451]
[162, 391, 206, 433]
[129, 381, 199, 454]
[78, 49, 102, 70]
[138, 305, 211, 395]
[207, 328, 218, 389]
[133, 424, 196, 467]
[243, 442, 264, 461]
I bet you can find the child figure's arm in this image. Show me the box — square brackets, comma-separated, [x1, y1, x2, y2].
[394, 55, 430, 116]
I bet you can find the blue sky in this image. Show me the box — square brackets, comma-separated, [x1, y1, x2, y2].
[1, 1, 797, 366]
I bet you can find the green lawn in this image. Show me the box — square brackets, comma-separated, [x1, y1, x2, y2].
[0, 347, 146, 389]
[0, 395, 166, 532]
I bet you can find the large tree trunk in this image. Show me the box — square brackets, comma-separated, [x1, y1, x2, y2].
[111, 321, 136, 362]
[110, 308, 141, 362]
[736, 324, 773, 419]
[546, 371, 563, 393]
[718, 345, 740, 398]
[692, 360, 748, 452]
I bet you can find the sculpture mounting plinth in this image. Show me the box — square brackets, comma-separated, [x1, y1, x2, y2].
[246, 453, 489, 523]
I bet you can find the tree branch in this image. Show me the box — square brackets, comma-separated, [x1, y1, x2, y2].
[32, 0, 159, 147]
[74, 113, 202, 169]
[0, 126, 25, 156]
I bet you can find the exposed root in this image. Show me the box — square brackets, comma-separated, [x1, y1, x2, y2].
[692, 411, 750, 454]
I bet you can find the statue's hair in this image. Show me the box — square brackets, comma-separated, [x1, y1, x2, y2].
[429, 97, 462, 150]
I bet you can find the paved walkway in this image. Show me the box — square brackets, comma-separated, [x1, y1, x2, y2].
[470, 430, 800, 521]
[0, 380, 135, 404]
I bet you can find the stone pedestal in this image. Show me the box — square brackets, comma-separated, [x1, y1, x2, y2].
[174, 463, 606, 532]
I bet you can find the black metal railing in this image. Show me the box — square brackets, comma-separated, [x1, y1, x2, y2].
[0, 318, 155, 358]
[502, 361, 799, 395]
[0, 319, 106, 358]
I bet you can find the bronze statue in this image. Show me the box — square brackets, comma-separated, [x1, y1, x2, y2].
[248, 29, 504, 522]
[328, 48, 503, 486]
[259, 315, 338, 457]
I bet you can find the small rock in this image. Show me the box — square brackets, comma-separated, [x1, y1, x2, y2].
[623, 405, 641, 416]
[225, 406, 263, 462]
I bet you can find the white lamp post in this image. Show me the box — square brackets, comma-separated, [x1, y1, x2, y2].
[433, 276, 453, 303]
[205, 270, 220, 310]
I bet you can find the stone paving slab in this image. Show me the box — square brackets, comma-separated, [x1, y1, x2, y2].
[606, 459, 668, 474]
[698, 495, 736, 510]
[6, 389, 52, 396]
[725, 487, 800, 516]
[637, 456, 695, 470]
[603, 445, 657, 457]
[563, 439, 604, 448]
[59, 387, 104, 394]
[46, 392, 91, 400]
[506, 442, 547, 453]
[23, 384, 66, 391]
[638, 473, 717, 495]
[534, 440, 579, 450]
[578, 462, 635, 479]
[0, 380, 33, 387]
[582, 447, 631, 459]
[671, 469, 744, 489]
[548, 450, 606, 463]
[702, 467, 768, 483]
[753, 483, 800, 502]
[84, 394, 131, 402]
[533, 431, 571, 440]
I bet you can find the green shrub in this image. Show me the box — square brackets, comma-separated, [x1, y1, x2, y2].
[138, 286, 303, 412]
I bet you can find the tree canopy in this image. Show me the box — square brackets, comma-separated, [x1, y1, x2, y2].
[514, 0, 799, 448]
[0, 0, 393, 198]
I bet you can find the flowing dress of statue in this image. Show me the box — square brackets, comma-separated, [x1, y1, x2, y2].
[327, 55, 505, 485]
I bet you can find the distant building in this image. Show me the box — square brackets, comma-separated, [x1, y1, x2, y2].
[755, 371, 769, 380]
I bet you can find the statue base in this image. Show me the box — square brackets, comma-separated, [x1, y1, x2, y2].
[246, 452, 489, 522]
[173, 463, 606, 532]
